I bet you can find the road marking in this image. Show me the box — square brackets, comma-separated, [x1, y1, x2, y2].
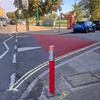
[0, 34, 13, 59]
[14, 45, 17, 50]
[13, 42, 100, 91]
[13, 54, 16, 63]
[15, 39, 18, 43]
[16, 35, 30, 38]
[8, 73, 16, 91]
[18, 47, 42, 52]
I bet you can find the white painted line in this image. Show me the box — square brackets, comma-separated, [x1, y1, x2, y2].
[8, 73, 16, 91]
[13, 42, 100, 90]
[15, 39, 18, 43]
[14, 45, 17, 50]
[16, 35, 30, 38]
[0, 34, 13, 59]
[18, 47, 42, 52]
[13, 54, 16, 63]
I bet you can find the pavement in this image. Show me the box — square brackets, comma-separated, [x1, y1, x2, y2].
[0, 25, 51, 33]
[22, 42, 100, 100]
[0, 24, 71, 35]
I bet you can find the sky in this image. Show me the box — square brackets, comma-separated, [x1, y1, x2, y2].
[0, 0, 80, 13]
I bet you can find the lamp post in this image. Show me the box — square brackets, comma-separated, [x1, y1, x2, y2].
[16, 0, 20, 32]
[58, 6, 62, 33]
[75, 0, 77, 6]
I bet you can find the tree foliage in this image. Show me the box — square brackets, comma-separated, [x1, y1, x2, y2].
[73, 4, 84, 22]
[14, 0, 63, 17]
[79, 0, 100, 20]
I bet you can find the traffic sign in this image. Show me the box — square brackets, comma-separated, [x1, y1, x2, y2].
[18, 10, 22, 15]
[22, 0, 29, 10]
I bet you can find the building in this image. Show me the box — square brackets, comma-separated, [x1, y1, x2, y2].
[0, 6, 5, 17]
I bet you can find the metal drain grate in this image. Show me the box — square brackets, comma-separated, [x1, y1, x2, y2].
[63, 72, 100, 88]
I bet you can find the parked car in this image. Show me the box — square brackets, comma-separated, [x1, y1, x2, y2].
[10, 19, 17, 25]
[93, 20, 100, 30]
[0, 17, 7, 27]
[73, 21, 96, 33]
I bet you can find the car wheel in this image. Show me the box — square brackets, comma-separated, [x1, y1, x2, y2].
[74, 30, 77, 33]
[93, 27, 96, 32]
[85, 28, 89, 33]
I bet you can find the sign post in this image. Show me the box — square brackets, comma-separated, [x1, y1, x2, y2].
[22, 0, 29, 31]
[22, 0, 29, 10]
[49, 45, 55, 94]
[59, 6, 62, 33]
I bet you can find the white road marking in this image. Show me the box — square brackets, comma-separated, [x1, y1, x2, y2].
[18, 47, 42, 52]
[16, 35, 30, 38]
[0, 34, 13, 59]
[14, 45, 17, 50]
[15, 39, 18, 42]
[13, 54, 16, 63]
[8, 73, 16, 91]
[13, 42, 100, 91]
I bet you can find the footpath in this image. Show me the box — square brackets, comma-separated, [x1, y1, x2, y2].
[0, 24, 71, 34]
[20, 42, 100, 100]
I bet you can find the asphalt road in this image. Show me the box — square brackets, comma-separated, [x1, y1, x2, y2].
[0, 30, 99, 100]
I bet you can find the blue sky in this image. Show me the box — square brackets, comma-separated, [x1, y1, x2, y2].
[0, 0, 80, 13]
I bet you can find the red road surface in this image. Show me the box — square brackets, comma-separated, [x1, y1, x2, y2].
[32, 34, 96, 57]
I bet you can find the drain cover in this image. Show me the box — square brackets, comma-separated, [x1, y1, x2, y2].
[64, 72, 100, 88]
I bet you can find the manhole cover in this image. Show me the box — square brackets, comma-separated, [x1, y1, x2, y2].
[64, 72, 100, 88]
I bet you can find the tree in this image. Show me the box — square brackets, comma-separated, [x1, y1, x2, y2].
[14, 0, 63, 17]
[73, 4, 84, 22]
[79, 0, 100, 20]
[14, 0, 63, 25]
[90, 0, 100, 20]
[79, 0, 90, 17]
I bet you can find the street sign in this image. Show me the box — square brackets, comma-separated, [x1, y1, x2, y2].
[18, 10, 22, 15]
[22, 0, 29, 10]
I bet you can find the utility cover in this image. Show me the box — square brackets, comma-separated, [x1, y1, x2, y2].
[64, 72, 100, 88]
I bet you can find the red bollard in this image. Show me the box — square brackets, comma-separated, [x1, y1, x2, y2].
[49, 45, 55, 94]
